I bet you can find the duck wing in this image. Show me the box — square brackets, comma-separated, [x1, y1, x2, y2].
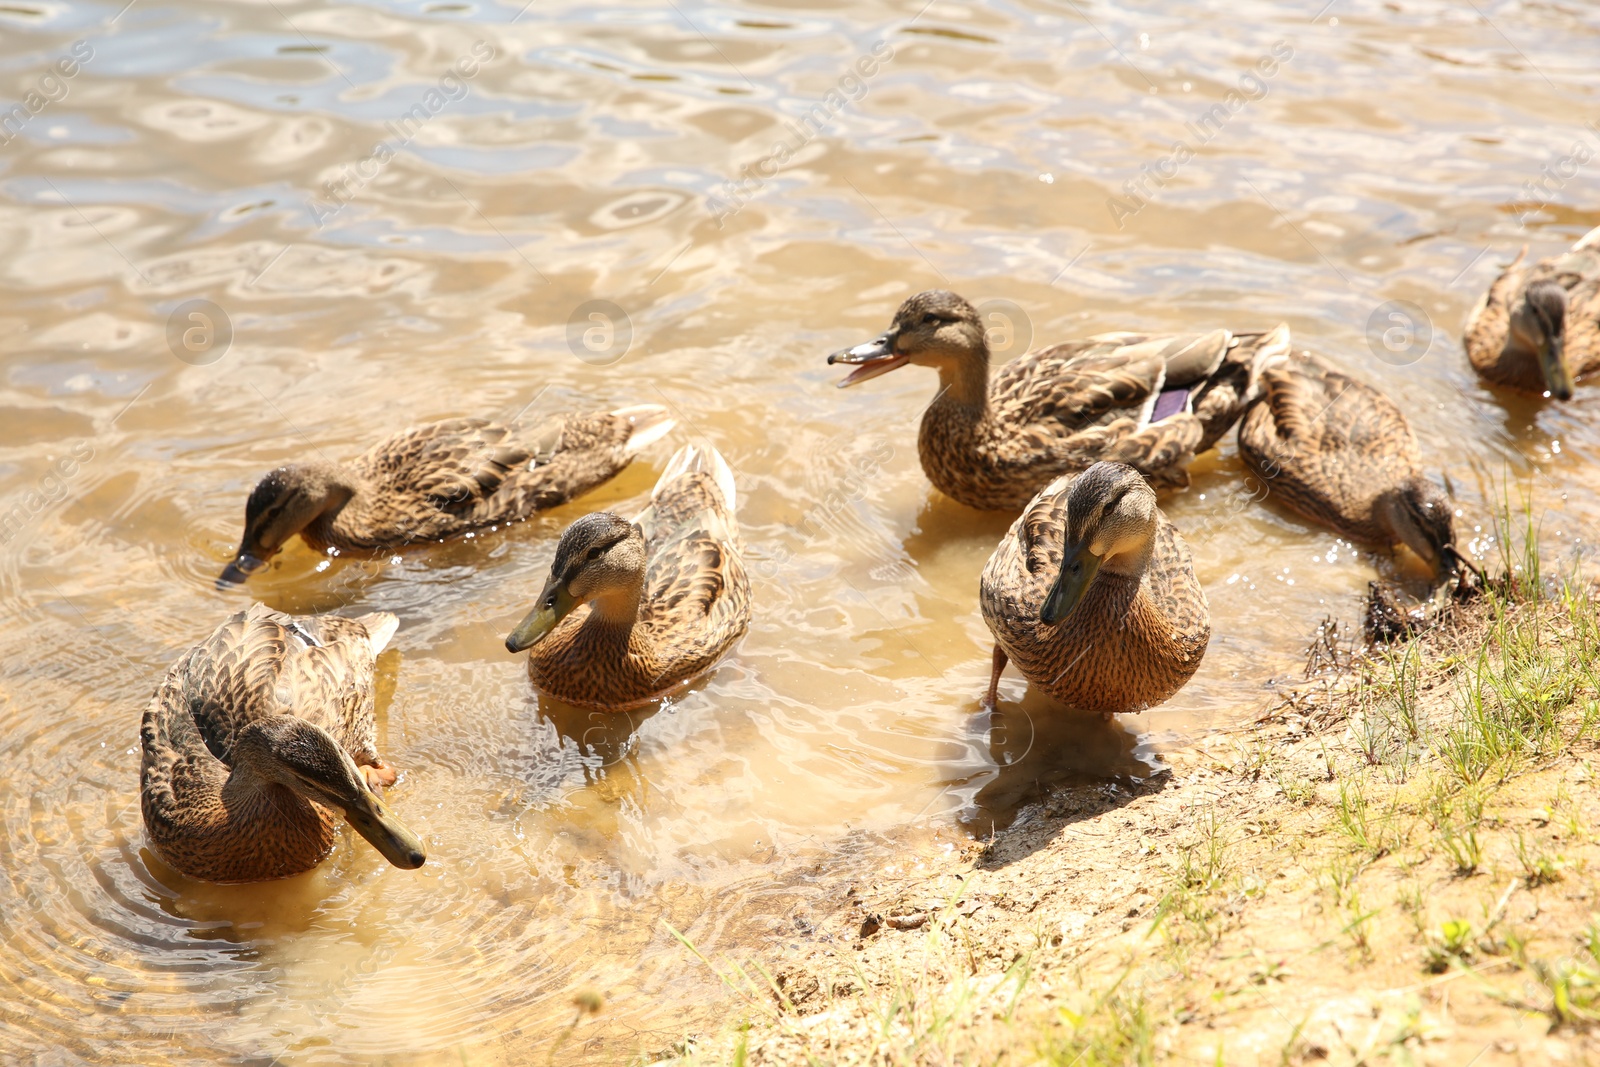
[1238, 353, 1420, 537]
[1257, 355, 1414, 463]
[353, 418, 531, 516]
[1190, 324, 1291, 452]
[989, 331, 1232, 486]
[494, 404, 675, 517]
[979, 475, 1068, 638]
[993, 333, 1224, 432]
[638, 445, 749, 650]
[157, 605, 385, 765]
[1140, 516, 1210, 642]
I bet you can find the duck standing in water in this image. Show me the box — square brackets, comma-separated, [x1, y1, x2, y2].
[220, 404, 674, 585]
[979, 462, 1209, 716]
[505, 443, 750, 710]
[1237, 351, 1461, 583]
[1465, 224, 1600, 400]
[140, 604, 426, 882]
[827, 289, 1290, 509]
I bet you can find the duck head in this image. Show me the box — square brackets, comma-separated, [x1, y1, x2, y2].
[828, 290, 988, 387]
[505, 512, 647, 652]
[233, 715, 426, 870]
[1382, 477, 1460, 583]
[1513, 280, 1573, 401]
[219, 463, 357, 587]
[1041, 463, 1159, 625]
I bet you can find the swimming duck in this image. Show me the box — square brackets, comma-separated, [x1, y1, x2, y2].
[139, 604, 425, 883]
[1465, 224, 1600, 399]
[1237, 352, 1459, 582]
[827, 290, 1290, 509]
[979, 461, 1209, 716]
[505, 443, 750, 711]
[220, 405, 675, 585]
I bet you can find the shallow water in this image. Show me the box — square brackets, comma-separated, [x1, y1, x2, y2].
[1, 0, 1597, 1061]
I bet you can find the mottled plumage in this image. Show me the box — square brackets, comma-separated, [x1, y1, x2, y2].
[979, 463, 1209, 715]
[1237, 352, 1458, 580]
[828, 290, 1289, 510]
[1465, 224, 1600, 399]
[140, 604, 425, 883]
[221, 405, 675, 583]
[507, 444, 750, 710]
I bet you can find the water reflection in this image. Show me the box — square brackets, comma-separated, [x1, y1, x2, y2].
[538, 694, 663, 786]
[959, 693, 1164, 835]
[2, 0, 1599, 1061]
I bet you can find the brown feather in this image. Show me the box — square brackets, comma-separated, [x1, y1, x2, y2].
[1237, 352, 1456, 575]
[527, 450, 750, 710]
[980, 471, 1209, 714]
[1465, 229, 1600, 392]
[139, 605, 396, 882]
[917, 319, 1287, 510]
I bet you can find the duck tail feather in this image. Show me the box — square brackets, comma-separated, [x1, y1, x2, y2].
[654, 442, 738, 510]
[354, 612, 399, 655]
[610, 404, 676, 453]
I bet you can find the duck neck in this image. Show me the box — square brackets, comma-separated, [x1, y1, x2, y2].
[219, 757, 284, 814]
[309, 465, 372, 547]
[1103, 536, 1156, 583]
[932, 347, 992, 415]
[580, 583, 647, 648]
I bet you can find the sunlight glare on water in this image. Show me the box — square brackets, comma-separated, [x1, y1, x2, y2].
[0, 0, 1596, 1061]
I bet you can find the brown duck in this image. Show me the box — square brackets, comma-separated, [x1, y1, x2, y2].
[827, 289, 1290, 509]
[505, 443, 750, 711]
[1237, 352, 1459, 581]
[1465, 224, 1600, 399]
[979, 462, 1209, 716]
[139, 604, 425, 883]
[220, 404, 675, 585]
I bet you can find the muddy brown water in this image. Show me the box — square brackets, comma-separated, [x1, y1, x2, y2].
[1, 0, 1597, 1062]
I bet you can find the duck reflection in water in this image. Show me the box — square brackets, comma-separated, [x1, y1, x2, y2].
[960, 685, 1166, 836]
[536, 693, 663, 791]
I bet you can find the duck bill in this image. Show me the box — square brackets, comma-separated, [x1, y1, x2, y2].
[1540, 336, 1574, 401]
[827, 332, 908, 388]
[343, 788, 426, 870]
[505, 581, 576, 653]
[216, 552, 268, 589]
[1040, 542, 1102, 626]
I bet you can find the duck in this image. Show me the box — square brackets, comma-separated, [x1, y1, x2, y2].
[139, 603, 426, 883]
[505, 443, 750, 711]
[219, 404, 676, 585]
[978, 461, 1209, 716]
[1465, 224, 1600, 399]
[1236, 351, 1460, 582]
[827, 289, 1290, 510]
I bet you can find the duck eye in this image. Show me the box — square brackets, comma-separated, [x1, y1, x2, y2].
[920, 314, 939, 327]
[586, 545, 606, 561]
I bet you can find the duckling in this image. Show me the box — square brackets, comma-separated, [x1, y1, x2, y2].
[827, 289, 1289, 509]
[1237, 352, 1460, 581]
[505, 443, 750, 711]
[220, 405, 675, 585]
[139, 604, 425, 883]
[1465, 224, 1600, 399]
[979, 462, 1209, 715]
